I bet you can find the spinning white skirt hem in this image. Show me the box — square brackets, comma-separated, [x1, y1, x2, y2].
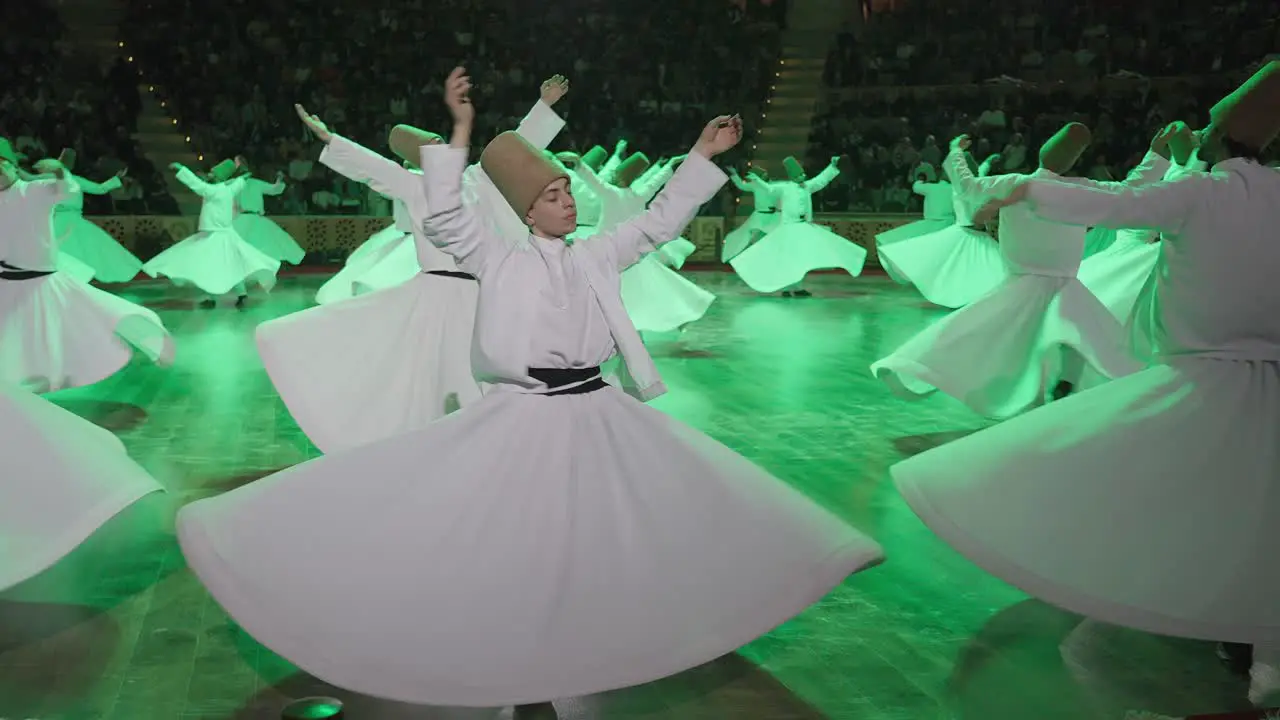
[232, 214, 306, 265]
[1077, 237, 1160, 323]
[722, 211, 781, 262]
[142, 228, 280, 297]
[874, 218, 953, 284]
[1, 387, 164, 592]
[54, 213, 143, 283]
[730, 222, 866, 293]
[177, 386, 883, 706]
[0, 273, 175, 392]
[621, 255, 714, 334]
[871, 275, 1141, 419]
[315, 229, 414, 305]
[875, 225, 1008, 308]
[258, 272, 481, 454]
[893, 357, 1280, 644]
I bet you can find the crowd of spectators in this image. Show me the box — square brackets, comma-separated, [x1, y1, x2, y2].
[119, 0, 782, 215]
[1, 1, 175, 213]
[824, 0, 1276, 89]
[805, 0, 1277, 213]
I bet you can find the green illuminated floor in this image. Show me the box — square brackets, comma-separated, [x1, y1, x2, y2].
[0, 272, 1252, 719]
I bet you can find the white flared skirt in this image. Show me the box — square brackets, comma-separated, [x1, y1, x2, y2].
[1077, 236, 1160, 323]
[730, 222, 867, 293]
[894, 357, 1280, 644]
[0, 272, 175, 392]
[0, 386, 164, 592]
[722, 211, 781, 262]
[315, 228, 414, 305]
[142, 228, 280, 297]
[56, 251, 97, 284]
[1083, 226, 1119, 260]
[620, 255, 715, 334]
[874, 218, 953, 283]
[656, 237, 697, 270]
[871, 274, 1141, 419]
[177, 385, 884, 706]
[54, 213, 143, 283]
[232, 214, 306, 265]
[257, 272, 481, 454]
[875, 224, 1009, 309]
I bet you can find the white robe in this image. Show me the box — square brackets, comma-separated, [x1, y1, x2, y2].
[255, 100, 566, 451]
[52, 173, 143, 283]
[233, 176, 304, 264]
[141, 169, 280, 296]
[894, 157, 1280, 648]
[0, 177, 173, 390]
[730, 164, 867, 291]
[174, 145, 883, 707]
[870, 149, 1166, 418]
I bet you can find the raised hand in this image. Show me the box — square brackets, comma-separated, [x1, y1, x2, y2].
[115, 167, 129, 179]
[295, 104, 333, 144]
[951, 134, 972, 153]
[693, 115, 743, 159]
[540, 74, 570, 106]
[275, 170, 285, 182]
[168, 162, 183, 172]
[1149, 123, 1179, 159]
[445, 67, 474, 126]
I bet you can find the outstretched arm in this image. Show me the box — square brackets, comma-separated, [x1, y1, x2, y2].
[319, 135, 419, 201]
[991, 172, 1210, 235]
[600, 139, 627, 184]
[728, 168, 752, 192]
[257, 173, 287, 195]
[581, 115, 739, 271]
[75, 173, 124, 195]
[172, 164, 215, 197]
[945, 146, 1023, 199]
[418, 67, 499, 276]
[512, 74, 569, 150]
[804, 158, 841, 194]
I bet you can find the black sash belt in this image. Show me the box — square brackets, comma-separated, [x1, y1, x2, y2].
[423, 270, 477, 281]
[0, 261, 55, 281]
[242, 211, 263, 216]
[757, 209, 779, 214]
[529, 366, 607, 396]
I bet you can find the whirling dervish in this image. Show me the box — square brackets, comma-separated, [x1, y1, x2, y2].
[142, 157, 281, 307]
[255, 75, 569, 453]
[870, 123, 1168, 418]
[232, 169, 306, 265]
[176, 66, 883, 709]
[873, 153, 1008, 308]
[576, 151, 715, 334]
[0, 155, 174, 392]
[730, 155, 865, 297]
[48, 149, 143, 283]
[722, 165, 780, 262]
[891, 60, 1280, 710]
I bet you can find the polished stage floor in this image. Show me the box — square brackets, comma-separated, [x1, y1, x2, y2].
[0, 271, 1255, 720]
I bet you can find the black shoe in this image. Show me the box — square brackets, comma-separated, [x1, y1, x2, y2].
[794, 289, 812, 297]
[780, 291, 793, 297]
[235, 295, 248, 308]
[198, 298, 216, 309]
[1051, 380, 1074, 401]
[1217, 642, 1253, 676]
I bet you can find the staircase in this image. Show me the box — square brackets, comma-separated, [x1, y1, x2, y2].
[55, 0, 201, 213]
[749, 0, 852, 181]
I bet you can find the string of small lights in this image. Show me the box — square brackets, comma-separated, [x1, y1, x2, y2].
[737, 56, 783, 210]
[118, 40, 205, 164]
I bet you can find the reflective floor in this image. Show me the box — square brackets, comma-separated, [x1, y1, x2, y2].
[0, 271, 1257, 719]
